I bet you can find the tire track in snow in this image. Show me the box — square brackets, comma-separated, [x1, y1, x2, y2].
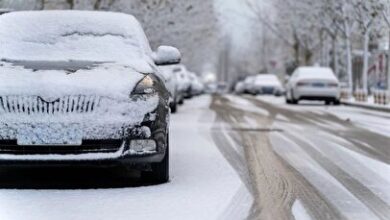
[246, 96, 390, 220]
[211, 95, 344, 220]
[284, 132, 390, 220]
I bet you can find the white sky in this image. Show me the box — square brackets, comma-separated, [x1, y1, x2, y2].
[215, 0, 254, 49]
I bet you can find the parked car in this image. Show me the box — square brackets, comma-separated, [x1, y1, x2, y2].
[285, 67, 340, 105]
[248, 74, 284, 96]
[243, 75, 256, 94]
[159, 65, 182, 113]
[234, 81, 246, 94]
[172, 65, 192, 101]
[0, 11, 181, 183]
[188, 72, 204, 96]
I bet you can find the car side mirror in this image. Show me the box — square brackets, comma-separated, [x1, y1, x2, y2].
[152, 46, 181, 66]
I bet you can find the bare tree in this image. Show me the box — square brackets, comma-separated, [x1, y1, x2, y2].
[353, 0, 383, 92]
[382, 0, 390, 91]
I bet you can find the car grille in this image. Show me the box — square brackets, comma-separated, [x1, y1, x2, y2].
[0, 140, 123, 155]
[0, 95, 101, 115]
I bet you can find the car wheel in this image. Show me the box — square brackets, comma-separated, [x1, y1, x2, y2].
[291, 99, 298, 105]
[333, 99, 341, 105]
[170, 102, 177, 113]
[286, 98, 291, 104]
[142, 135, 169, 184]
[325, 100, 331, 105]
[178, 98, 184, 105]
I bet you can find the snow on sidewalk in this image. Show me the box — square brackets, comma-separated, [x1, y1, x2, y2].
[341, 97, 390, 113]
[0, 96, 252, 220]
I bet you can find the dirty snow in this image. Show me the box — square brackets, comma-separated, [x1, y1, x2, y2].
[225, 95, 269, 116]
[270, 132, 381, 220]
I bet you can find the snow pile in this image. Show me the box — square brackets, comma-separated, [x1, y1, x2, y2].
[0, 11, 153, 71]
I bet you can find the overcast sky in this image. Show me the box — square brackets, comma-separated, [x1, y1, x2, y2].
[215, 0, 254, 49]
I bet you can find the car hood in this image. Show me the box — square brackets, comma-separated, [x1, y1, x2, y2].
[0, 60, 148, 100]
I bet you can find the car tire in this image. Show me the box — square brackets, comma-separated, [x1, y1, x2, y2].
[333, 100, 341, 105]
[170, 102, 177, 113]
[325, 100, 331, 105]
[291, 99, 298, 105]
[142, 135, 169, 184]
[286, 98, 291, 104]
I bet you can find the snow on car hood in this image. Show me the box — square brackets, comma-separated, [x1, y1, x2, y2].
[0, 60, 148, 100]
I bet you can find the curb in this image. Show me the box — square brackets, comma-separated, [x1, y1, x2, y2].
[341, 101, 390, 113]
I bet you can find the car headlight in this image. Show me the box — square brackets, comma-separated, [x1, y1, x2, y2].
[132, 75, 156, 95]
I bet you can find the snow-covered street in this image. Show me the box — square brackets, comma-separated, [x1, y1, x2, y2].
[0, 96, 253, 220]
[212, 95, 390, 220]
[0, 94, 389, 220]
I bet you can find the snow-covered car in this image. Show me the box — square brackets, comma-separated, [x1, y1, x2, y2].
[286, 67, 340, 105]
[158, 65, 181, 113]
[0, 11, 181, 183]
[243, 75, 256, 94]
[188, 72, 204, 96]
[248, 74, 284, 96]
[234, 81, 246, 94]
[173, 65, 192, 100]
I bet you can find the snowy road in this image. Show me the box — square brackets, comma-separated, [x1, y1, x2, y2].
[212, 95, 390, 220]
[0, 94, 388, 220]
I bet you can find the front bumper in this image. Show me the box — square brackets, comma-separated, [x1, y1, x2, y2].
[0, 95, 169, 165]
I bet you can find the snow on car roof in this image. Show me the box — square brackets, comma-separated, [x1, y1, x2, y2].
[254, 74, 282, 86]
[0, 11, 152, 65]
[296, 67, 337, 81]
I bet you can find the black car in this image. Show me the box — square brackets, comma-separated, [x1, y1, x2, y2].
[0, 11, 181, 183]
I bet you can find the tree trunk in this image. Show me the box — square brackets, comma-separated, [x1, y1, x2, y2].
[332, 36, 339, 77]
[293, 37, 300, 66]
[344, 21, 353, 94]
[362, 30, 370, 93]
[304, 49, 312, 65]
[388, 30, 390, 91]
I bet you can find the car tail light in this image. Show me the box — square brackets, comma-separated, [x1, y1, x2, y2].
[297, 81, 310, 87]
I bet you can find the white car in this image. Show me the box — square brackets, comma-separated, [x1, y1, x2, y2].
[234, 81, 246, 94]
[248, 74, 284, 96]
[173, 65, 192, 99]
[188, 72, 204, 96]
[159, 65, 181, 113]
[285, 67, 340, 105]
[243, 75, 256, 94]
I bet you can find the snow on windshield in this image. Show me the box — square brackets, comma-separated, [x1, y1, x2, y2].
[0, 11, 152, 64]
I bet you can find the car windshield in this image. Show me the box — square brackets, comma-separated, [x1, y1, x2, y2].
[0, 11, 149, 63]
